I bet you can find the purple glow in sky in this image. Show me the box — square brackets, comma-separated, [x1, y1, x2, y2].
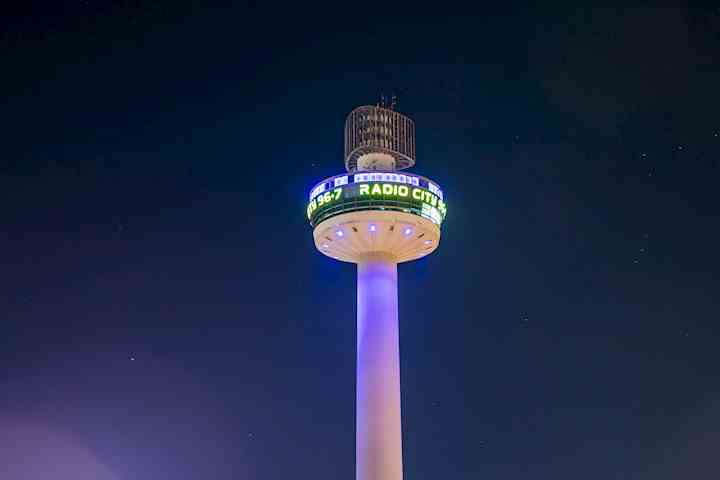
[0, 418, 120, 480]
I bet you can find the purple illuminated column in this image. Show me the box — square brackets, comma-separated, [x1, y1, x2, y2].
[356, 253, 403, 480]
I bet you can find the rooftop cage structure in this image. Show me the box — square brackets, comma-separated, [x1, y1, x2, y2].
[344, 105, 416, 173]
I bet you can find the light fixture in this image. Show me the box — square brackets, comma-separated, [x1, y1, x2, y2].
[404, 227, 413, 236]
[336, 230, 344, 237]
[369, 224, 377, 232]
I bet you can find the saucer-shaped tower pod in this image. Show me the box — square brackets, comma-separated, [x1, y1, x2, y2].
[306, 104, 447, 480]
[309, 105, 445, 264]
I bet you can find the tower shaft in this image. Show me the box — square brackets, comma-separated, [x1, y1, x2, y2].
[356, 255, 403, 480]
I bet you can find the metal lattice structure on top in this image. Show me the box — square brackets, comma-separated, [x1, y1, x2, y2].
[344, 105, 416, 173]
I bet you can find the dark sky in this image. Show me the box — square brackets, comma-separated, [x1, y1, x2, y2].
[2, 4, 719, 479]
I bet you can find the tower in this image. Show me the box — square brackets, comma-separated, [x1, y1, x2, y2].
[306, 104, 447, 480]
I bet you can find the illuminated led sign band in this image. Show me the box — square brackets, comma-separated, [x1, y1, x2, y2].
[306, 181, 447, 227]
[309, 172, 443, 201]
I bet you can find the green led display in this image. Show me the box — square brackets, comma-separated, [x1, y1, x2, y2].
[306, 182, 447, 227]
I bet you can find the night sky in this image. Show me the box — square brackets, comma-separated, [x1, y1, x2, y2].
[2, 4, 720, 479]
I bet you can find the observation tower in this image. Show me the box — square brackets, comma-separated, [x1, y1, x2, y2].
[306, 103, 447, 480]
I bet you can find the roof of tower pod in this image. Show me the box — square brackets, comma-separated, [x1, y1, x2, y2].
[344, 104, 416, 173]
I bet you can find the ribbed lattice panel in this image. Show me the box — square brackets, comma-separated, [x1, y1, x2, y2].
[345, 106, 416, 172]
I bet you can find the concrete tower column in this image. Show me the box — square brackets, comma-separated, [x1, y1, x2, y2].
[356, 253, 403, 480]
